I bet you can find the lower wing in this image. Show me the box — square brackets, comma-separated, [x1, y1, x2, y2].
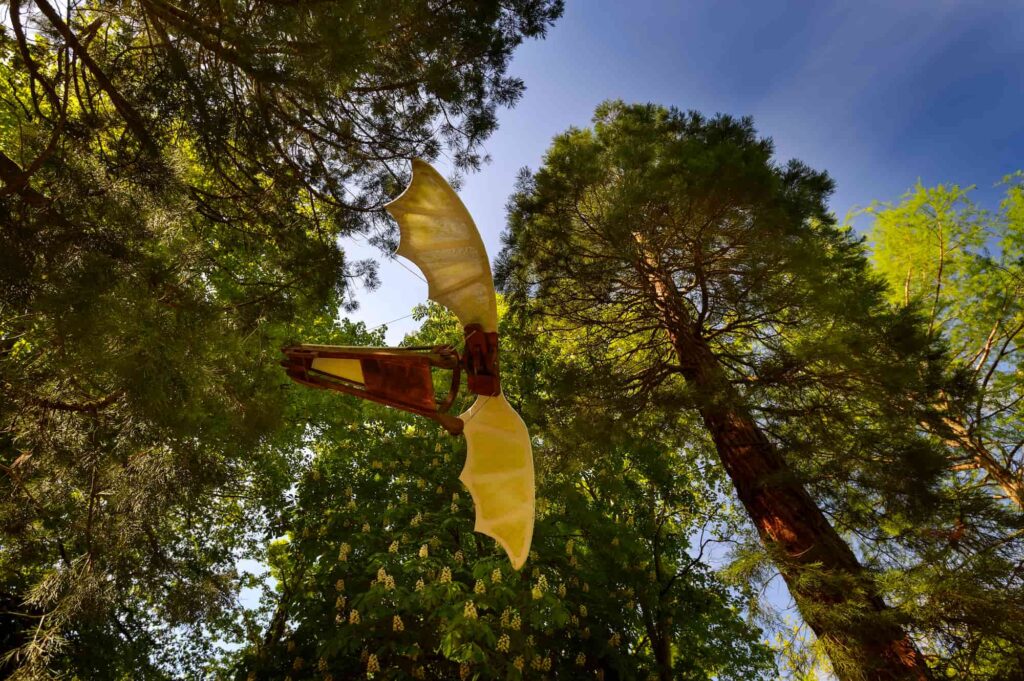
[458, 394, 535, 570]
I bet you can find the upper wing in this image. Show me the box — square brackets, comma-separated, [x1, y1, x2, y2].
[385, 159, 499, 333]
[459, 394, 535, 570]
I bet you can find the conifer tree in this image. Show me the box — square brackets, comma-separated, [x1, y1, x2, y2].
[861, 178, 1024, 679]
[0, 1, 562, 676]
[867, 178, 1024, 509]
[497, 101, 943, 680]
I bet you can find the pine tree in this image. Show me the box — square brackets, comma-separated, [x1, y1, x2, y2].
[497, 101, 943, 680]
[0, 1, 562, 676]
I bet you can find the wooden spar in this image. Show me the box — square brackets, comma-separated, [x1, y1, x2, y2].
[280, 324, 501, 436]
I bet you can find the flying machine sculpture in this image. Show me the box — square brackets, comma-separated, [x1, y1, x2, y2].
[280, 160, 535, 569]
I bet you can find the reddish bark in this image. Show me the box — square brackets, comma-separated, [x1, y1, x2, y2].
[673, 325, 932, 680]
[632, 248, 932, 679]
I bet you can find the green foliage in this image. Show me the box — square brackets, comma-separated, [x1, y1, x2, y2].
[867, 177, 1024, 507]
[864, 178, 1024, 678]
[868, 182, 988, 312]
[0, 1, 561, 677]
[496, 102, 947, 511]
[234, 305, 774, 680]
[494, 101, 983, 679]
[3, 3, 1021, 675]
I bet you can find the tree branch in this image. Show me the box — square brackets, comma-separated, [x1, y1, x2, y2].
[31, 0, 157, 152]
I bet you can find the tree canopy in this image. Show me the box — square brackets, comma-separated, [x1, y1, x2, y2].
[0, 0, 561, 676]
[867, 178, 1024, 509]
[862, 180, 1024, 679]
[2, 3, 1023, 679]
[496, 101, 1022, 680]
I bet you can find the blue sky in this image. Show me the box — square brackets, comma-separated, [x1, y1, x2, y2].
[348, 0, 1024, 340]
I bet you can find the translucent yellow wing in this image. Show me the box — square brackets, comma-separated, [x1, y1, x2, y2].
[385, 159, 499, 333]
[458, 395, 535, 570]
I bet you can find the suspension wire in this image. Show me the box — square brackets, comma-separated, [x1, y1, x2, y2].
[461, 395, 492, 425]
[344, 227, 429, 335]
[367, 312, 417, 334]
[348, 229, 428, 284]
[392, 257, 428, 284]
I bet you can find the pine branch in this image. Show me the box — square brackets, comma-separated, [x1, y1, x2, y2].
[31, 0, 157, 153]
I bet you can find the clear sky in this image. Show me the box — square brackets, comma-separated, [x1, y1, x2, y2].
[347, 0, 1024, 341]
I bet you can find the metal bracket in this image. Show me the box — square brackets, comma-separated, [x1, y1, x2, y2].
[462, 324, 500, 396]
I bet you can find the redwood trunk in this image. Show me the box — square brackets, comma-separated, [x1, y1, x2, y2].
[673, 326, 932, 681]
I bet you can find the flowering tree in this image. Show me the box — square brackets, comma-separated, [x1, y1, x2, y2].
[233, 305, 774, 680]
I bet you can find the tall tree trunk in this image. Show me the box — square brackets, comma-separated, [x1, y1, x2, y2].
[672, 324, 931, 680]
[654, 616, 672, 681]
[635, 250, 932, 679]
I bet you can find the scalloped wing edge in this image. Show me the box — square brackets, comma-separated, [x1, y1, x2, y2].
[458, 394, 535, 569]
[384, 159, 499, 332]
